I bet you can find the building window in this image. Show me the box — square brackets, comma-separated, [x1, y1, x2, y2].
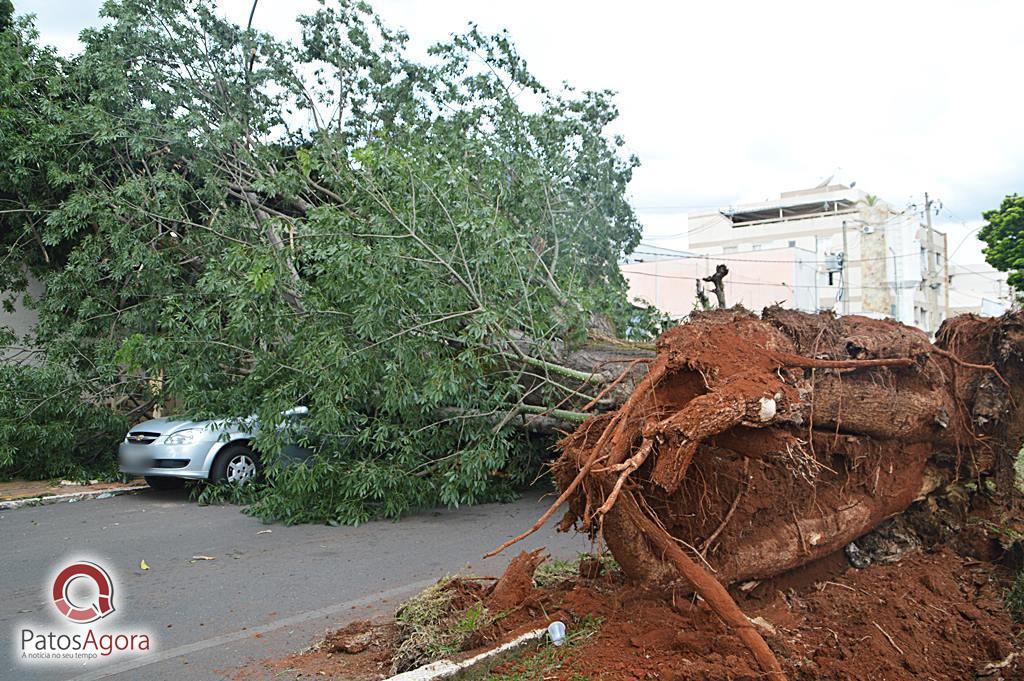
[788, 240, 796, 247]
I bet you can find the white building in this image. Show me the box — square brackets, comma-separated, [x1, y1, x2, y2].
[623, 244, 819, 319]
[947, 262, 1013, 316]
[685, 184, 949, 334]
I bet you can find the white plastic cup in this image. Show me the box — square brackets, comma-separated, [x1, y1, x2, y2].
[547, 620, 567, 646]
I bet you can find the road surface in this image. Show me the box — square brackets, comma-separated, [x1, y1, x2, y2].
[0, 486, 589, 680]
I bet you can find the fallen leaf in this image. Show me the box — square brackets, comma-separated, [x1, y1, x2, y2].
[140, 559, 150, 570]
[257, 529, 272, 535]
[190, 555, 216, 562]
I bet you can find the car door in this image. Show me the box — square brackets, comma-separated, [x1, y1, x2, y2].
[277, 407, 314, 463]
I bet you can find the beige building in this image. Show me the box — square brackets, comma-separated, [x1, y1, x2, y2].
[683, 184, 949, 334]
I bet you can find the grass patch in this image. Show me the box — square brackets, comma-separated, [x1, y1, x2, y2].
[391, 577, 493, 674]
[1015, 446, 1024, 494]
[1005, 570, 1024, 623]
[483, 615, 602, 681]
[533, 553, 619, 588]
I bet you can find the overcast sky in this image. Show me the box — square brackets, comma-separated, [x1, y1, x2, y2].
[17, 0, 1024, 264]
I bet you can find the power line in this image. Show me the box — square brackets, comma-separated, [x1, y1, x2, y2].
[621, 268, 896, 290]
[629, 247, 927, 266]
[950, 263, 1005, 285]
[947, 223, 984, 261]
[621, 268, 1005, 304]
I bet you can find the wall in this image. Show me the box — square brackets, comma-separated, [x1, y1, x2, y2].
[622, 248, 816, 319]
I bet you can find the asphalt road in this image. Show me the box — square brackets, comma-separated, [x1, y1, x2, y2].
[0, 486, 590, 680]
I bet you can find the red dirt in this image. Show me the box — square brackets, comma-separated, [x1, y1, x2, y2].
[486, 548, 546, 612]
[240, 546, 1021, 680]
[487, 548, 1020, 681]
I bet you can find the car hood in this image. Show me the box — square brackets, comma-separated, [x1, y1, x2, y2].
[129, 416, 257, 436]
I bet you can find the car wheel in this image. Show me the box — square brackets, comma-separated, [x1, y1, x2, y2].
[210, 444, 260, 485]
[144, 475, 186, 491]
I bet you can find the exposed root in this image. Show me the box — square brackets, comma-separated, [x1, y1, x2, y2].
[482, 450, 607, 559]
[487, 309, 1024, 680]
[595, 438, 654, 517]
[700, 458, 750, 556]
[621, 491, 786, 680]
[580, 358, 650, 412]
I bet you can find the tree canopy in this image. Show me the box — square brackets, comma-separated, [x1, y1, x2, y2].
[0, 0, 13, 32]
[979, 194, 1024, 296]
[0, 0, 656, 520]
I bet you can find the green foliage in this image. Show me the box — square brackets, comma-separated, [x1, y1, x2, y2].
[979, 194, 1024, 296]
[0, 0, 12, 32]
[193, 430, 545, 525]
[1004, 569, 1024, 623]
[0, 363, 128, 480]
[190, 479, 255, 507]
[0, 1, 646, 521]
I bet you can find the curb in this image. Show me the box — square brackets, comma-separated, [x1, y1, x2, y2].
[384, 628, 547, 681]
[0, 485, 147, 510]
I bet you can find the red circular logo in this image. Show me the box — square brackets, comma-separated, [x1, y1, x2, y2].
[51, 561, 116, 624]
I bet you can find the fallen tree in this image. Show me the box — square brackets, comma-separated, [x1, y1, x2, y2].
[0, 1, 670, 512]
[488, 307, 1024, 679]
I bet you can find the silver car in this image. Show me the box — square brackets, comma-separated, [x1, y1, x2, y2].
[118, 407, 311, 490]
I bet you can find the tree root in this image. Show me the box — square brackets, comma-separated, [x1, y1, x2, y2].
[482, 448, 608, 559]
[620, 490, 786, 680]
[595, 438, 654, 516]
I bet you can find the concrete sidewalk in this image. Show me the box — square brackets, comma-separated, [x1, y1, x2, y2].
[0, 477, 145, 509]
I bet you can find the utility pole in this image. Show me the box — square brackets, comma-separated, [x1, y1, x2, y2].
[841, 219, 850, 315]
[942, 231, 950, 321]
[924, 193, 938, 334]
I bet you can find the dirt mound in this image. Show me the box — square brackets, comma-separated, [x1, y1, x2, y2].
[247, 545, 1021, 680]
[486, 548, 546, 611]
[483, 548, 1020, 680]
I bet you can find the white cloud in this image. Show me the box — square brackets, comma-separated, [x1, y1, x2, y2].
[18, 0, 1022, 264]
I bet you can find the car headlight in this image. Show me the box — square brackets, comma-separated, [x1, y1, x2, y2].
[164, 429, 200, 445]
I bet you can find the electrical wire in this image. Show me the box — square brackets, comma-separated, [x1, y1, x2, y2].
[629, 248, 928, 266]
[622, 268, 893, 290]
[621, 268, 1006, 303]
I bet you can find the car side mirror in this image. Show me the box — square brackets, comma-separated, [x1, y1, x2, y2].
[281, 406, 309, 418]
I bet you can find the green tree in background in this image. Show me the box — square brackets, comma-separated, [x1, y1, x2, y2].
[979, 194, 1024, 297]
[0, 0, 655, 520]
[0, 0, 13, 32]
